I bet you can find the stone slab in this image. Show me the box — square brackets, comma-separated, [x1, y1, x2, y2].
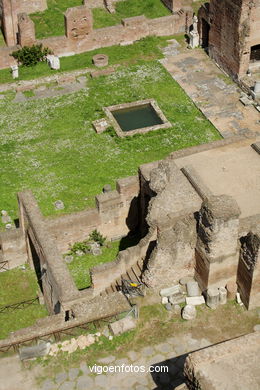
[109, 317, 137, 336]
[186, 296, 205, 305]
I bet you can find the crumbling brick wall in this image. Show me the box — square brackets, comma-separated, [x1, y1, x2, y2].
[1, 0, 46, 46]
[237, 230, 260, 309]
[161, 0, 183, 12]
[199, 0, 260, 78]
[17, 12, 35, 46]
[0, 7, 192, 68]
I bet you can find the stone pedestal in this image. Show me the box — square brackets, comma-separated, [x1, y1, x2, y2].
[219, 286, 227, 304]
[11, 65, 19, 79]
[206, 287, 219, 309]
[189, 31, 199, 49]
[47, 55, 60, 70]
[187, 281, 200, 297]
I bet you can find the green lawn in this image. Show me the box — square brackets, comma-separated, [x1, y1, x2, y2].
[31, 0, 83, 39]
[0, 266, 48, 339]
[0, 60, 221, 224]
[0, 35, 172, 84]
[31, 0, 170, 39]
[67, 234, 140, 289]
[67, 241, 120, 290]
[93, 0, 171, 29]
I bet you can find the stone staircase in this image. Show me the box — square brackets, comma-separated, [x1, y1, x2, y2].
[100, 260, 147, 296]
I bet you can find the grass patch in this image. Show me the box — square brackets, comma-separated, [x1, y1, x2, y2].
[23, 90, 35, 98]
[93, 0, 171, 29]
[0, 60, 220, 224]
[67, 241, 120, 290]
[31, 0, 170, 38]
[67, 234, 140, 289]
[217, 72, 236, 85]
[33, 300, 259, 379]
[31, 0, 82, 39]
[0, 266, 48, 339]
[0, 35, 173, 84]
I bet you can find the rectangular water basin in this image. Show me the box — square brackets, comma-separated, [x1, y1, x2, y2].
[104, 99, 172, 137]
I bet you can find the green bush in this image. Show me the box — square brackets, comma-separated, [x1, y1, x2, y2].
[89, 229, 106, 246]
[11, 44, 52, 66]
[68, 240, 90, 255]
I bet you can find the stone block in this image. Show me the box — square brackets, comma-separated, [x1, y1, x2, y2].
[47, 55, 60, 70]
[206, 287, 219, 309]
[186, 281, 200, 297]
[92, 118, 109, 134]
[186, 296, 205, 305]
[182, 304, 196, 320]
[19, 342, 50, 360]
[226, 281, 237, 300]
[65, 5, 93, 39]
[169, 293, 185, 305]
[17, 13, 36, 47]
[109, 316, 137, 335]
[219, 286, 227, 304]
[161, 296, 168, 304]
[95, 190, 122, 213]
[160, 285, 182, 297]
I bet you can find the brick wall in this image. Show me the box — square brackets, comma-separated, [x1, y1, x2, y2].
[1, 0, 46, 46]
[199, 0, 260, 78]
[0, 9, 192, 69]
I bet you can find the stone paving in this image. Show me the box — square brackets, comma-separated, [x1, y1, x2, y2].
[12, 76, 87, 102]
[160, 44, 260, 138]
[39, 333, 212, 390]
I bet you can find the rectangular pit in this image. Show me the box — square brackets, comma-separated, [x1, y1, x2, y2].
[104, 99, 172, 137]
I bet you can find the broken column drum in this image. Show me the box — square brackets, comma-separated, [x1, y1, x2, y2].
[206, 287, 219, 309]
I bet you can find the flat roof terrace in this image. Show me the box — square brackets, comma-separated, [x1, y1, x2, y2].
[175, 138, 260, 218]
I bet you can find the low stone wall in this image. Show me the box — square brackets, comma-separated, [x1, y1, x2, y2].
[0, 291, 130, 350]
[184, 332, 260, 390]
[46, 175, 140, 253]
[0, 228, 27, 270]
[91, 227, 156, 293]
[18, 191, 81, 314]
[0, 10, 192, 69]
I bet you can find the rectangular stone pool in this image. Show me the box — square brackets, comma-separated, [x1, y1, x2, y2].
[104, 99, 172, 137]
[112, 103, 164, 132]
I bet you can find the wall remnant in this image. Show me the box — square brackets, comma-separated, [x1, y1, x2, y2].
[17, 12, 35, 46]
[198, 0, 260, 78]
[65, 5, 93, 40]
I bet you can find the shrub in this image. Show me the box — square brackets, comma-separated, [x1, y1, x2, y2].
[68, 240, 90, 255]
[11, 44, 52, 66]
[89, 229, 106, 246]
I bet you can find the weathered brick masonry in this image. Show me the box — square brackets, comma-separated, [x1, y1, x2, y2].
[198, 0, 260, 78]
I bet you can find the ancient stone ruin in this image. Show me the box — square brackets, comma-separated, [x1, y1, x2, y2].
[0, 135, 259, 351]
[0, 0, 192, 69]
[198, 0, 260, 78]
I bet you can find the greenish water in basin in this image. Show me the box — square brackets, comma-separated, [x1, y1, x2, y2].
[112, 103, 163, 132]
